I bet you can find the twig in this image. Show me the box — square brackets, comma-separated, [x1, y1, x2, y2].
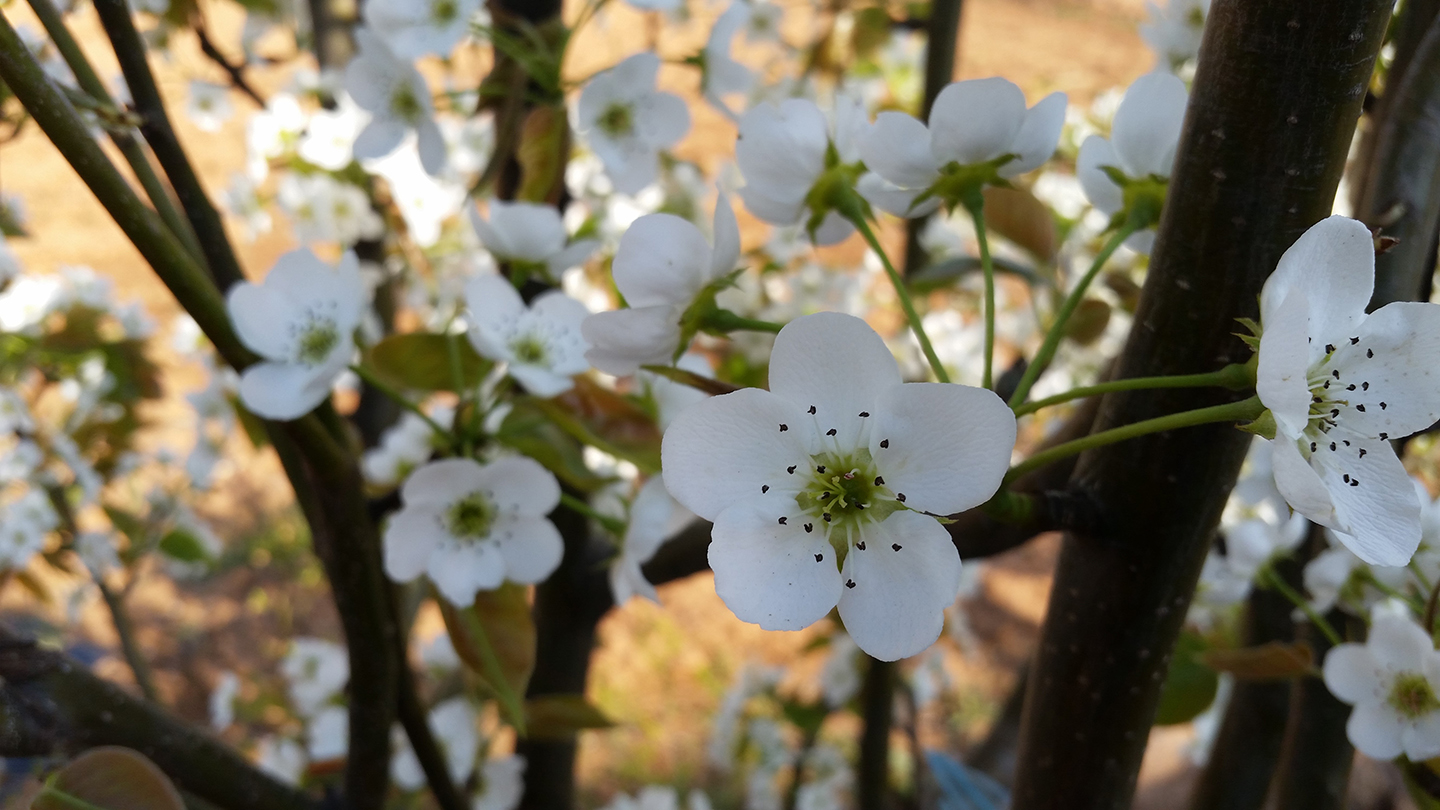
[192, 16, 266, 108]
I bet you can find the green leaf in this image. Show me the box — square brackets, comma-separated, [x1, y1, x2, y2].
[495, 400, 610, 493]
[909, 255, 1046, 295]
[779, 698, 830, 735]
[30, 747, 184, 810]
[524, 694, 615, 739]
[103, 506, 147, 547]
[1153, 630, 1219, 725]
[367, 333, 490, 393]
[1201, 641, 1312, 680]
[440, 582, 536, 701]
[515, 105, 569, 203]
[530, 378, 662, 474]
[850, 7, 893, 60]
[157, 529, 210, 563]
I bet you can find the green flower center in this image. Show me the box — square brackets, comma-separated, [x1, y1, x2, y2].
[446, 492, 496, 539]
[432, 0, 458, 23]
[391, 85, 424, 122]
[1388, 672, 1440, 719]
[597, 102, 634, 138]
[510, 334, 549, 365]
[295, 320, 340, 365]
[795, 448, 903, 562]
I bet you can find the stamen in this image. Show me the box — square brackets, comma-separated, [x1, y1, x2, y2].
[1356, 404, 1366, 412]
[845, 580, 856, 589]
[826, 428, 837, 436]
[880, 439, 889, 448]
[778, 517, 787, 525]
[1325, 343, 1336, 354]
[857, 541, 866, 550]
[788, 466, 797, 474]
[1367, 349, 1374, 358]
[1363, 382, 1370, 390]
[762, 485, 769, 493]
[817, 465, 826, 473]
[1381, 402, 1388, 409]
[1381, 432, 1389, 440]
[808, 405, 817, 414]
[779, 423, 788, 432]
[874, 476, 884, 486]
[822, 513, 832, 522]
[891, 543, 902, 551]
[805, 524, 813, 533]
[1350, 336, 1360, 344]
[896, 493, 907, 503]
[858, 411, 870, 417]
[814, 553, 823, 561]
[1359, 448, 1368, 458]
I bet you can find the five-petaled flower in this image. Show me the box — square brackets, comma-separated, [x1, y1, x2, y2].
[577, 52, 692, 195]
[468, 200, 599, 282]
[660, 312, 1016, 660]
[465, 274, 592, 397]
[1257, 216, 1440, 566]
[383, 457, 563, 605]
[227, 248, 365, 420]
[345, 28, 447, 175]
[1323, 606, 1440, 761]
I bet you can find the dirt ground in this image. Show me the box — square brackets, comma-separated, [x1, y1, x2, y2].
[0, 0, 1411, 806]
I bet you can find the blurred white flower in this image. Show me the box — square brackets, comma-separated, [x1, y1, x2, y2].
[345, 29, 447, 174]
[609, 476, 692, 605]
[577, 53, 691, 195]
[282, 637, 349, 718]
[298, 97, 367, 170]
[186, 81, 233, 132]
[1324, 606, 1440, 761]
[472, 754, 526, 810]
[221, 174, 272, 242]
[466, 274, 591, 397]
[364, 0, 484, 58]
[468, 201, 599, 279]
[255, 737, 307, 785]
[210, 670, 240, 731]
[1141, 0, 1211, 69]
[307, 705, 349, 761]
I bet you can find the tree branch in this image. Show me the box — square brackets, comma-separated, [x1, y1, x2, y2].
[192, 16, 266, 108]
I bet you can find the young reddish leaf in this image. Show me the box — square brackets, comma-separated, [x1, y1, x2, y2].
[525, 694, 615, 739]
[1201, 641, 1313, 681]
[30, 747, 184, 810]
[534, 377, 662, 473]
[440, 582, 537, 701]
[981, 185, 1058, 261]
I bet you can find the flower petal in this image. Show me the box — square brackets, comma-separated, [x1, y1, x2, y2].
[767, 312, 902, 449]
[859, 111, 941, 190]
[465, 274, 526, 360]
[837, 510, 960, 661]
[352, 118, 407, 161]
[660, 387, 810, 522]
[383, 504, 445, 582]
[508, 364, 576, 397]
[227, 282, 296, 360]
[402, 457, 489, 507]
[735, 99, 828, 192]
[1322, 643, 1383, 705]
[1367, 610, 1432, 674]
[857, 172, 939, 219]
[1270, 437, 1336, 528]
[1260, 216, 1375, 350]
[487, 201, 567, 262]
[636, 91, 691, 149]
[737, 180, 806, 227]
[582, 306, 684, 376]
[238, 361, 332, 420]
[476, 455, 561, 516]
[1257, 286, 1315, 438]
[927, 77, 1027, 167]
[613, 213, 713, 307]
[492, 515, 563, 584]
[709, 498, 842, 631]
[1315, 436, 1421, 566]
[709, 193, 741, 282]
[544, 238, 599, 276]
[1111, 72, 1187, 179]
[1330, 301, 1440, 439]
[428, 538, 505, 605]
[1076, 136, 1124, 215]
[870, 383, 1015, 515]
[999, 91, 1067, 178]
[416, 118, 448, 176]
[810, 211, 855, 246]
[1403, 712, 1440, 761]
[468, 206, 512, 257]
[1348, 703, 1406, 760]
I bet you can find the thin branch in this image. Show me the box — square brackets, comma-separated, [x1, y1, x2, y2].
[192, 16, 266, 108]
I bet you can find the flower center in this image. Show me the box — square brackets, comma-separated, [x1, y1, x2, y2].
[391, 85, 424, 122]
[795, 448, 903, 560]
[295, 319, 340, 365]
[446, 492, 496, 539]
[1388, 672, 1440, 719]
[596, 102, 634, 138]
[510, 333, 550, 365]
[431, 0, 458, 23]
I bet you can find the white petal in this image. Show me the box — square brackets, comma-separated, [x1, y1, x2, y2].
[660, 387, 810, 522]
[735, 99, 829, 193]
[531, 289, 591, 338]
[767, 312, 902, 449]
[1270, 437, 1336, 528]
[582, 306, 684, 376]
[708, 193, 741, 282]
[1331, 301, 1440, 439]
[859, 112, 941, 190]
[475, 455, 561, 516]
[837, 510, 960, 661]
[239, 361, 332, 420]
[927, 77, 1027, 167]
[428, 539, 505, 605]
[1403, 712, 1440, 761]
[870, 383, 1016, 515]
[857, 172, 939, 219]
[227, 282, 295, 360]
[625, 476, 681, 563]
[544, 238, 599, 276]
[401, 457, 489, 508]
[493, 515, 563, 584]
[1368, 610, 1433, 673]
[709, 498, 843, 631]
[810, 211, 856, 246]
[1111, 72, 1188, 178]
[465, 275, 526, 360]
[488, 201, 567, 262]
[999, 92, 1067, 178]
[1260, 215, 1374, 348]
[1076, 136, 1124, 215]
[635, 91, 691, 149]
[613, 214, 713, 307]
[508, 364, 576, 397]
[383, 505, 446, 581]
[352, 118, 407, 160]
[1316, 436, 1421, 566]
[468, 206, 512, 257]
[416, 118, 448, 176]
[1256, 286, 1314, 438]
[737, 180, 806, 227]
[1347, 702, 1406, 760]
[1322, 644, 1383, 705]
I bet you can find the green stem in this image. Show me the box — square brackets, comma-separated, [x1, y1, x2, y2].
[456, 605, 528, 736]
[559, 492, 626, 536]
[1012, 363, 1255, 417]
[349, 364, 450, 440]
[1008, 220, 1141, 407]
[1261, 564, 1343, 647]
[96, 579, 160, 703]
[851, 217, 951, 383]
[1359, 568, 1426, 614]
[443, 311, 476, 457]
[703, 308, 785, 334]
[963, 195, 997, 390]
[38, 786, 111, 810]
[1002, 395, 1265, 486]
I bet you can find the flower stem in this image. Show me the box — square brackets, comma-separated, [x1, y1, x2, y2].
[850, 216, 951, 383]
[456, 604, 529, 737]
[348, 364, 450, 440]
[38, 785, 110, 810]
[559, 492, 626, 536]
[1002, 395, 1265, 486]
[1012, 362, 1255, 417]
[1008, 219, 1141, 408]
[1358, 568, 1427, 615]
[703, 308, 785, 334]
[1259, 563, 1343, 647]
[962, 195, 997, 390]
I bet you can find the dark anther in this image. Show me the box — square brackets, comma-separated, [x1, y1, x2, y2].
[814, 552, 822, 561]
[778, 517, 787, 525]
[1329, 442, 1336, 451]
[1347, 384, 1356, 391]
[874, 476, 884, 486]
[857, 541, 866, 550]
[1350, 336, 1360, 344]
[1343, 440, 1350, 446]
[896, 493, 907, 502]
[880, 439, 889, 448]
[845, 580, 856, 589]
[1331, 408, 1340, 418]
[1324, 381, 1331, 389]
[1343, 474, 1350, 483]
[1363, 381, 1370, 390]
[1356, 404, 1366, 412]
[823, 513, 833, 522]
[1367, 349, 1374, 358]
[858, 411, 870, 417]
[1381, 402, 1387, 410]
[817, 465, 826, 473]
[891, 543, 901, 551]
[805, 523, 813, 533]
[1310, 442, 1317, 452]
[787, 465, 797, 474]
[808, 405, 817, 414]
[1325, 343, 1336, 354]
[1313, 396, 1323, 404]
[1350, 478, 1360, 487]
[762, 485, 770, 493]
[819, 492, 831, 500]
[826, 428, 837, 436]
[1332, 370, 1340, 379]
[1359, 448, 1368, 458]
[779, 424, 788, 432]
[1381, 432, 1390, 440]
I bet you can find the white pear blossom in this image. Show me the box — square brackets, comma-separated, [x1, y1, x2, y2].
[468, 201, 598, 279]
[577, 53, 691, 195]
[857, 77, 1067, 217]
[609, 476, 692, 605]
[221, 174, 272, 241]
[210, 671, 240, 731]
[603, 786, 680, 810]
[364, 0, 482, 59]
[282, 637, 349, 717]
[0, 489, 58, 570]
[1141, 0, 1211, 69]
[227, 249, 365, 420]
[581, 195, 740, 376]
[701, 1, 757, 120]
[307, 706, 349, 761]
[472, 755, 526, 810]
[345, 29, 447, 175]
[465, 274, 591, 397]
[186, 81, 233, 133]
[382, 456, 563, 605]
[391, 697, 478, 789]
[363, 406, 454, 487]
[255, 737, 307, 785]
[277, 174, 384, 246]
[1257, 216, 1440, 566]
[1076, 72, 1189, 254]
[735, 95, 868, 245]
[298, 97, 366, 170]
[365, 140, 467, 247]
[246, 94, 306, 181]
[819, 633, 860, 707]
[661, 312, 1016, 660]
[1323, 607, 1440, 760]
